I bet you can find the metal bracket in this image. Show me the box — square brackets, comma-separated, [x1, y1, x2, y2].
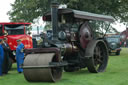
[21, 61, 68, 69]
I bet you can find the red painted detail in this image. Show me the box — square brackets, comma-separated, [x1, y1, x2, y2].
[42, 16, 46, 21]
[7, 34, 33, 50]
[0, 22, 31, 25]
[0, 22, 33, 51]
[79, 23, 92, 49]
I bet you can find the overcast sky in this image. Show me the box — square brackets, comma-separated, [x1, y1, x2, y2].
[0, 0, 126, 32]
[0, 0, 15, 22]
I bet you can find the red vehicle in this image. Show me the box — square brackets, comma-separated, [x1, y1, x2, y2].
[0, 22, 33, 52]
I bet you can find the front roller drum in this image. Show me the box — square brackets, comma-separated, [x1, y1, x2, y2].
[23, 53, 62, 82]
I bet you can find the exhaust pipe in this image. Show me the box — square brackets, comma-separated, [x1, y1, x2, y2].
[51, 2, 59, 40]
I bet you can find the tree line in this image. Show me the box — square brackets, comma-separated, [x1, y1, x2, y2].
[8, 0, 128, 33]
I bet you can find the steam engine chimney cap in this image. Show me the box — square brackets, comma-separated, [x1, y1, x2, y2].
[51, 2, 59, 7]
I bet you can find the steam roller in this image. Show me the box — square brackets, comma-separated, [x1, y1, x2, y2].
[22, 2, 114, 82]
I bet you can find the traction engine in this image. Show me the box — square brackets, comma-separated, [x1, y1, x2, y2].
[22, 3, 114, 82]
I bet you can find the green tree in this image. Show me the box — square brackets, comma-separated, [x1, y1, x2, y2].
[8, 0, 128, 33]
[43, 22, 52, 31]
[8, 0, 128, 23]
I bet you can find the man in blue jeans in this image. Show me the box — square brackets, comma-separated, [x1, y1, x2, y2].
[16, 39, 24, 73]
[0, 39, 4, 76]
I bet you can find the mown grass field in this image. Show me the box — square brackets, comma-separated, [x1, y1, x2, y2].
[0, 48, 128, 85]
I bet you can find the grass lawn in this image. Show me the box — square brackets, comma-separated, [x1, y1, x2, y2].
[0, 48, 128, 85]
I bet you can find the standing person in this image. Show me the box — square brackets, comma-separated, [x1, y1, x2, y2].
[2, 37, 15, 71]
[2, 37, 10, 74]
[0, 39, 4, 76]
[16, 39, 24, 73]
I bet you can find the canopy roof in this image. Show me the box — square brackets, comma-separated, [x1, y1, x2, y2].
[44, 8, 114, 22]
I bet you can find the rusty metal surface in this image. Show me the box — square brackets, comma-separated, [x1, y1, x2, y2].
[24, 48, 61, 57]
[23, 53, 62, 82]
[85, 40, 108, 58]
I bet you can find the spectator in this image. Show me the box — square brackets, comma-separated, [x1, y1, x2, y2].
[16, 39, 24, 73]
[0, 39, 4, 76]
[2, 37, 10, 74]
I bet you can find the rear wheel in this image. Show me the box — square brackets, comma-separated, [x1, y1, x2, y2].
[87, 41, 108, 73]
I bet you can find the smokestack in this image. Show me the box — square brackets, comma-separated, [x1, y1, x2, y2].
[51, 2, 59, 40]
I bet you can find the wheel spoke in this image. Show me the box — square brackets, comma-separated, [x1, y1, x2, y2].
[93, 45, 104, 70]
[97, 59, 103, 64]
[87, 41, 108, 73]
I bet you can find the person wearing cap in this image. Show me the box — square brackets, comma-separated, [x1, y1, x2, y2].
[16, 39, 24, 73]
[2, 37, 10, 74]
[0, 39, 4, 76]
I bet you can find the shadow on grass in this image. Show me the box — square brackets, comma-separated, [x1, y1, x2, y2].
[21, 69, 91, 84]
[24, 78, 77, 84]
[64, 69, 90, 76]
[10, 67, 17, 71]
